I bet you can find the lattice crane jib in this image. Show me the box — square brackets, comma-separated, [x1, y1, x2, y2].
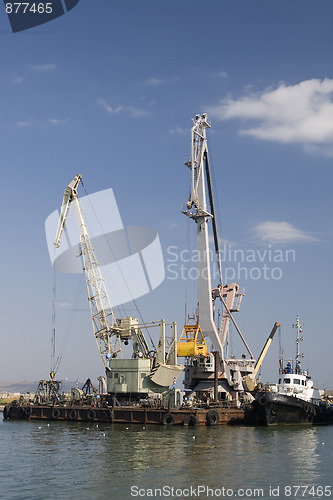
[53, 174, 123, 369]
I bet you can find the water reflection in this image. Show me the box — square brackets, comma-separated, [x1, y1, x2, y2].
[1, 418, 332, 500]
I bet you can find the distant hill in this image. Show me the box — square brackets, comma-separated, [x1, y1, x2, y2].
[0, 380, 85, 395]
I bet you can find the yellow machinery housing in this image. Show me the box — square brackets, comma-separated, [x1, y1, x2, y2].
[177, 324, 207, 357]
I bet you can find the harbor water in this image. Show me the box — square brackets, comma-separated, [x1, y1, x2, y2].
[1, 414, 332, 500]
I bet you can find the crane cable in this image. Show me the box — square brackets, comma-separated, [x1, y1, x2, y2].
[206, 134, 224, 274]
[51, 267, 56, 374]
[53, 273, 85, 375]
[79, 177, 156, 350]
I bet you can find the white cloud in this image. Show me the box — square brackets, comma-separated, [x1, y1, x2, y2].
[16, 121, 30, 127]
[97, 99, 151, 118]
[144, 76, 179, 86]
[48, 118, 68, 124]
[11, 75, 25, 84]
[207, 79, 333, 151]
[211, 71, 228, 79]
[31, 63, 56, 72]
[128, 106, 151, 118]
[57, 302, 74, 309]
[97, 98, 123, 114]
[169, 127, 187, 134]
[251, 221, 318, 245]
[145, 77, 164, 86]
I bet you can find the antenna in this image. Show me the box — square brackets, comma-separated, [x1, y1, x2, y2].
[292, 315, 304, 374]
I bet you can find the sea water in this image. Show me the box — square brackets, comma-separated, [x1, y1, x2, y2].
[0, 415, 332, 499]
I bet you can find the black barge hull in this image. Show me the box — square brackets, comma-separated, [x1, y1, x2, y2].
[3, 403, 247, 426]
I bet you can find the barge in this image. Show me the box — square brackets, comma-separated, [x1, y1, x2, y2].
[3, 401, 248, 426]
[3, 376, 250, 426]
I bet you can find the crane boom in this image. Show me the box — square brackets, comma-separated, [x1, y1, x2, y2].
[253, 322, 280, 378]
[54, 174, 81, 248]
[181, 114, 256, 398]
[53, 174, 123, 368]
[183, 114, 223, 356]
[182, 114, 249, 357]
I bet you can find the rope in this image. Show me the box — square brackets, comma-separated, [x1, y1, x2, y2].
[51, 267, 56, 373]
[54, 273, 85, 375]
[79, 177, 156, 350]
[206, 134, 224, 264]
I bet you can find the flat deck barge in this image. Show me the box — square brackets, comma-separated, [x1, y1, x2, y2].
[3, 402, 248, 426]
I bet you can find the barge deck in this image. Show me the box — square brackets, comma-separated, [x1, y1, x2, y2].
[3, 402, 248, 426]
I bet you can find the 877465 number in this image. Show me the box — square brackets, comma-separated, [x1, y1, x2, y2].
[284, 485, 332, 497]
[6, 3, 53, 14]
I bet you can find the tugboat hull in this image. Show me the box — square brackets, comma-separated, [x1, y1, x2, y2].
[253, 392, 317, 425]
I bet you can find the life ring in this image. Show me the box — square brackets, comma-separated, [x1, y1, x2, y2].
[206, 410, 219, 426]
[69, 409, 77, 421]
[51, 408, 61, 420]
[162, 413, 175, 426]
[3, 405, 10, 420]
[183, 414, 199, 426]
[87, 409, 96, 421]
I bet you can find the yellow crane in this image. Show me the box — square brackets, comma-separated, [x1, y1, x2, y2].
[243, 322, 280, 391]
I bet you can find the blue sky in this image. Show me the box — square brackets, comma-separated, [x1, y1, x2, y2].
[0, 1, 332, 389]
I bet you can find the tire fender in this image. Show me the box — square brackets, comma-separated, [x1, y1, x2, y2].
[206, 410, 219, 426]
[162, 413, 175, 426]
[52, 408, 61, 420]
[87, 409, 96, 421]
[183, 414, 199, 426]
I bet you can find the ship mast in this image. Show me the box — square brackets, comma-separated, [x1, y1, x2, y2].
[293, 315, 303, 374]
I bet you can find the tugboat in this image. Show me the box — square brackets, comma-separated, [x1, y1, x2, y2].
[253, 316, 333, 425]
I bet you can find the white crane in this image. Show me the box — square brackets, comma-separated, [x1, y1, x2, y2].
[53, 174, 123, 369]
[53, 174, 183, 401]
[183, 114, 252, 359]
[180, 114, 256, 398]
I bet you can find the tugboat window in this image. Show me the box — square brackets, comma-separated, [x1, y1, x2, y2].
[284, 378, 291, 383]
[294, 379, 300, 384]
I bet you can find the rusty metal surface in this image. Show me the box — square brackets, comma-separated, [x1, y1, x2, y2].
[4, 403, 247, 426]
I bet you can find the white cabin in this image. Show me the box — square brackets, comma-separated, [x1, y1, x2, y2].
[269, 361, 321, 403]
